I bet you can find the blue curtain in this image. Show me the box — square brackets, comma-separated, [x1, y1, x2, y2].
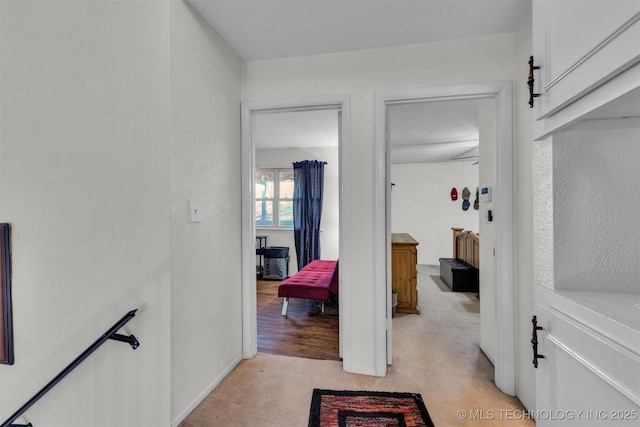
[292, 160, 327, 271]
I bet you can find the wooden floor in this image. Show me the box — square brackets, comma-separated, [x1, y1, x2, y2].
[257, 278, 340, 361]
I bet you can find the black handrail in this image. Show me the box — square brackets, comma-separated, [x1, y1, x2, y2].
[1, 309, 140, 427]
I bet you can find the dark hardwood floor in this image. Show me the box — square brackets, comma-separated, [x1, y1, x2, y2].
[257, 278, 340, 361]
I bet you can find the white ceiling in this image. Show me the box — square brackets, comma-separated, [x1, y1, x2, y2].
[389, 99, 480, 164]
[254, 109, 339, 149]
[188, 0, 532, 163]
[187, 0, 532, 61]
[253, 101, 480, 164]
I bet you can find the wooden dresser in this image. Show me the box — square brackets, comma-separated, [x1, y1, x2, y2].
[391, 233, 419, 314]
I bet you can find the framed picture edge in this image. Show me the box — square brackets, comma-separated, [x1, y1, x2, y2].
[1, 223, 14, 365]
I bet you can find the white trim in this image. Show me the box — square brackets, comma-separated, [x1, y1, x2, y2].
[337, 99, 351, 364]
[480, 344, 495, 365]
[493, 82, 516, 395]
[241, 104, 257, 358]
[533, 61, 640, 140]
[384, 103, 393, 365]
[347, 364, 378, 377]
[171, 354, 243, 427]
[544, 11, 640, 92]
[374, 92, 389, 375]
[374, 82, 516, 395]
[240, 94, 351, 368]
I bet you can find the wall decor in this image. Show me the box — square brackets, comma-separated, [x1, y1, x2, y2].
[461, 187, 471, 211]
[1, 223, 13, 365]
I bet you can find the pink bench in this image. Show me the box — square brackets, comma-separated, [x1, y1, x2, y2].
[277, 260, 338, 316]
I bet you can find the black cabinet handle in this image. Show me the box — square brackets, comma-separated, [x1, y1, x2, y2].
[528, 56, 541, 108]
[531, 315, 545, 368]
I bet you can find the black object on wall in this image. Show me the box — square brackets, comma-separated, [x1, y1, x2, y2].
[0, 223, 13, 366]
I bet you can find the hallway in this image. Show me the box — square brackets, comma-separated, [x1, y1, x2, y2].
[180, 265, 533, 426]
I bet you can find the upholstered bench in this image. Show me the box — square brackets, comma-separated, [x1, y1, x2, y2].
[438, 257, 479, 292]
[277, 260, 338, 316]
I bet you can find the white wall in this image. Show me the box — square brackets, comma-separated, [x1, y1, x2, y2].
[256, 146, 340, 273]
[390, 162, 479, 265]
[0, 1, 244, 426]
[242, 33, 516, 375]
[0, 1, 171, 425]
[0, 2, 540, 422]
[169, 1, 242, 425]
[553, 126, 640, 294]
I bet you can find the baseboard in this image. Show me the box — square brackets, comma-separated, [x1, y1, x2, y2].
[480, 344, 495, 365]
[171, 354, 243, 427]
[344, 363, 378, 377]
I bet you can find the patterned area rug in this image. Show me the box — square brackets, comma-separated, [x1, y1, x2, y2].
[308, 389, 435, 427]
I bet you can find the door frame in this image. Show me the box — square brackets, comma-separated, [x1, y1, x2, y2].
[240, 94, 351, 365]
[374, 81, 516, 394]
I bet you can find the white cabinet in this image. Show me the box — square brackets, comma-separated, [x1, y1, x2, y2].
[532, 125, 640, 425]
[534, 288, 640, 426]
[531, 0, 640, 139]
[531, 2, 640, 423]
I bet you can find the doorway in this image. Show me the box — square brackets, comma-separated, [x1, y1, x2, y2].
[375, 82, 515, 394]
[241, 95, 351, 365]
[387, 98, 482, 268]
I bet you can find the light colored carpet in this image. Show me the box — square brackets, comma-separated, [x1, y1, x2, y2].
[180, 265, 534, 426]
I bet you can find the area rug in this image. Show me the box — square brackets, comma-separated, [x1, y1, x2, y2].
[308, 389, 435, 427]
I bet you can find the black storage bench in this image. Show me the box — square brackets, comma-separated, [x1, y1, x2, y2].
[438, 258, 479, 292]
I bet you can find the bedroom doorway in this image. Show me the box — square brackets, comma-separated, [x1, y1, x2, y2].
[253, 108, 340, 361]
[375, 82, 515, 395]
[386, 97, 482, 277]
[241, 95, 350, 365]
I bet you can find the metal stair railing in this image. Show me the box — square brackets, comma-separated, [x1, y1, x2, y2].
[1, 309, 140, 427]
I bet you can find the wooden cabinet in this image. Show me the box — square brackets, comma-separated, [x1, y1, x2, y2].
[391, 233, 419, 314]
[531, 0, 640, 139]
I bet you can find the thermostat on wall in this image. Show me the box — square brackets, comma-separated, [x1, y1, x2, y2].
[481, 186, 492, 202]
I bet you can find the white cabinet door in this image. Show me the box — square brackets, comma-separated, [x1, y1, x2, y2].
[532, 0, 640, 120]
[534, 289, 640, 426]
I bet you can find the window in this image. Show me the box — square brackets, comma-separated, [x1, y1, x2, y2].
[255, 168, 294, 227]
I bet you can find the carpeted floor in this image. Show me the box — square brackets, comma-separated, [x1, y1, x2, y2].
[179, 265, 535, 427]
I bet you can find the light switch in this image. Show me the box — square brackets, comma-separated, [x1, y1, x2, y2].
[189, 200, 201, 223]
